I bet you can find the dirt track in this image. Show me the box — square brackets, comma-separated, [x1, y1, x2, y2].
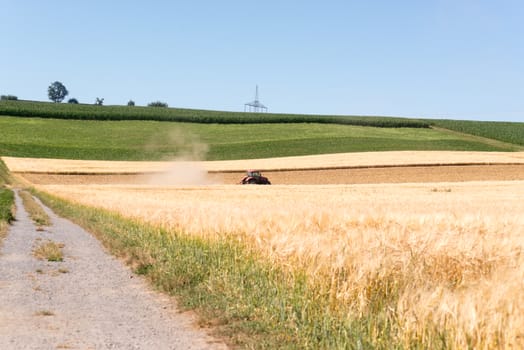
[20, 164, 524, 185]
[0, 190, 227, 349]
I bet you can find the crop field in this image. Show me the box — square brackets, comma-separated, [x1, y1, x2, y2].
[5, 152, 524, 186]
[0, 100, 429, 127]
[33, 181, 524, 349]
[4, 151, 524, 173]
[14, 164, 524, 186]
[5, 152, 524, 348]
[0, 115, 520, 161]
[429, 119, 524, 146]
[2, 105, 523, 347]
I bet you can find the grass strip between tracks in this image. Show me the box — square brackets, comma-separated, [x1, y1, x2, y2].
[33, 188, 444, 349]
[18, 190, 51, 227]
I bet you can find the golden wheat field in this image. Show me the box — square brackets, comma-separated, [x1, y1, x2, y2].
[4, 151, 524, 173]
[5, 153, 524, 348]
[34, 181, 524, 348]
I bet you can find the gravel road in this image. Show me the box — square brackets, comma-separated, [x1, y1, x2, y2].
[0, 190, 228, 350]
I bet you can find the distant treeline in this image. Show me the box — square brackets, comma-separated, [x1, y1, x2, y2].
[1, 95, 18, 101]
[0, 100, 429, 128]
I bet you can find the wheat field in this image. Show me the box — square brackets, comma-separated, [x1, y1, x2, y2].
[7, 153, 524, 348]
[4, 151, 524, 173]
[36, 180, 524, 349]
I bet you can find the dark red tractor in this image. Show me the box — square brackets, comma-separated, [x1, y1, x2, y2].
[240, 170, 271, 185]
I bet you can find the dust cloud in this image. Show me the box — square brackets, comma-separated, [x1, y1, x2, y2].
[144, 129, 217, 186]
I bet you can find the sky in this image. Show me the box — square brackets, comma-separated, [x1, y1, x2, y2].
[1, 0, 523, 122]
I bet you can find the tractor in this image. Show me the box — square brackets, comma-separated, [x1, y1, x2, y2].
[240, 170, 271, 185]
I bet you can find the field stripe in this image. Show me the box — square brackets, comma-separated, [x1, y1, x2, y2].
[4, 151, 524, 174]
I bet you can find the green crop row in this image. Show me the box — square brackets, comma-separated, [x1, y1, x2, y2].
[0, 100, 429, 128]
[427, 119, 524, 146]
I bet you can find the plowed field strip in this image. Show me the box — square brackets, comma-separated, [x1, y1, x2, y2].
[259, 164, 524, 184]
[19, 164, 524, 185]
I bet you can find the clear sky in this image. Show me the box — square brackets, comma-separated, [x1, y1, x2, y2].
[1, 0, 523, 122]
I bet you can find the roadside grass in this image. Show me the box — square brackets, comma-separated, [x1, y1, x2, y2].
[33, 240, 64, 262]
[0, 159, 14, 239]
[0, 189, 14, 222]
[19, 190, 51, 227]
[0, 189, 14, 238]
[33, 189, 442, 349]
[0, 116, 514, 161]
[0, 159, 12, 185]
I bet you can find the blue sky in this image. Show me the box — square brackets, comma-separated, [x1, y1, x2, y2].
[1, 0, 523, 121]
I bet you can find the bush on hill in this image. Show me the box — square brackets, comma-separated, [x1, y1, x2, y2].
[148, 101, 168, 108]
[1, 95, 18, 101]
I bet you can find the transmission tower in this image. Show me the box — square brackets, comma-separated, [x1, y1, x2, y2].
[244, 85, 268, 112]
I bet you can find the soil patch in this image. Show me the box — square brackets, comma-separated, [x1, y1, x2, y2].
[19, 164, 524, 185]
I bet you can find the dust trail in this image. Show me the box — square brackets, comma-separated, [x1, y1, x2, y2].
[145, 129, 217, 185]
[146, 161, 214, 185]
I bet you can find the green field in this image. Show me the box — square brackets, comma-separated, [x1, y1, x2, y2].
[427, 119, 524, 146]
[1, 100, 522, 161]
[0, 116, 515, 161]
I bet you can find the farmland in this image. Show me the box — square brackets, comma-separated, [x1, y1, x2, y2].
[0, 100, 429, 127]
[428, 119, 524, 146]
[4, 151, 524, 185]
[32, 177, 524, 349]
[0, 116, 519, 162]
[2, 104, 524, 348]
[4, 152, 524, 349]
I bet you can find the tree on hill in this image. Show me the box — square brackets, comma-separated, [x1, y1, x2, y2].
[127, 100, 135, 106]
[95, 97, 104, 105]
[67, 98, 79, 104]
[48, 82, 68, 103]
